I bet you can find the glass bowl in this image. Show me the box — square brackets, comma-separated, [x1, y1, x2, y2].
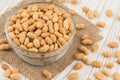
[5, 2, 76, 66]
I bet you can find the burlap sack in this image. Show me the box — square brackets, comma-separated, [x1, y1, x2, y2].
[0, 0, 102, 80]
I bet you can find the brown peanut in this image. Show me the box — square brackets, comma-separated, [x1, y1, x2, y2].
[114, 50, 120, 58]
[102, 51, 112, 58]
[92, 61, 103, 68]
[82, 39, 93, 45]
[11, 68, 19, 74]
[68, 9, 76, 15]
[91, 44, 99, 52]
[2, 64, 9, 70]
[0, 38, 8, 45]
[33, 39, 40, 48]
[106, 62, 114, 69]
[42, 70, 52, 79]
[71, 0, 77, 4]
[106, 9, 113, 17]
[96, 21, 106, 28]
[76, 23, 85, 30]
[116, 59, 120, 64]
[5, 69, 11, 78]
[93, 10, 99, 17]
[80, 34, 89, 40]
[82, 58, 91, 65]
[101, 68, 110, 76]
[39, 45, 49, 52]
[10, 73, 20, 80]
[74, 53, 84, 60]
[113, 72, 120, 80]
[0, 44, 11, 51]
[68, 73, 79, 80]
[94, 72, 104, 80]
[82, 6, 89, 14]
[73, 63, 83, 70]
[108, 42, 118, 48]
[78, 45, 89, 55]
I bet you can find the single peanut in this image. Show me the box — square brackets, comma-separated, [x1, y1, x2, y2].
[102, 51, 112, 58]
[10, 73, 20, 80]
[71, 0, 77, 4]
[96, 21, 106, 28]
[42, 70, 52, 79]
[68, 73, 79, 80]
[82, 58, 91, 65]
[2, 64, 9, 70]
[73, 63, 83, 70]
[39, 45, 49, 52]
[0, 44, 11, 51]
[5, 69, 11, 78]
[0, 38, 8, 45]
[82, 6, 89, 14]
[76, 23, 85, 30]
[94, 72, 104, 80]
[106, 62, 114, 69]
[101, 68, 110, 76]
[74, 53, 84, 60]
[82, 39, 93, 45]
[113, 72, 120, 80]
[116, 58, 120, 64]
[78, 45, 89, 55]
[108, 42, 118, 48]
[114, 50, 120, 58]
[91, 44, 99, 52]
[106, 9, 113, 17]
[92, 61, 103, 68]
[68, 9, 76, 15]
[80, 34, 89, 40]
[93, 10, 99, 17]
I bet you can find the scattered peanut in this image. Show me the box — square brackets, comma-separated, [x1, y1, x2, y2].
[102, 51, 112, 58]
[92, 61, 103, 68]
[7, 5, 74, 53]
[82, 58, 91, 65]
[11, 68, 19, 74]
[94, 72, 104, 80]
[42, 70, 52, 79]
[101, 68, 110, 76]
[114, 50, 120, 58]
[73, 63, 83, 70]
[106, 62, 114, 69]
[87, 11, 94, 19]
[82, 39, 93, 45]
[91, 44, 99, 52]
[60, 0, 66, 3]
[0, 44, 11, 51]
[10, 73, 20, 80]
[80, 34, 89, 40]
[87, 78, 92, 80]
[71, 0, 77, 4]
[93, 10, 99, 17]
[68, 73, 79, 80]
[108, 42, 118, 48]
[96, 21, 106, 28]
[78, 45, 89, 55]
[82, 6, 89, 14]
[74, 53, 84, 60]
[0, 38, 8, 45]
[117, 16, 120, 21]
[116, 58, 120, 64]
[106, 9, 113, 17]
[76, 23, 85, 30]
[2, 64, 9, 70]
[68, 8, 76, 15]
[113, 72, 120, 80]
[5, 69, 11, 78]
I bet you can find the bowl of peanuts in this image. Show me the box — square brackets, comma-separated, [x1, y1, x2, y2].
[5, 2, 76, 66]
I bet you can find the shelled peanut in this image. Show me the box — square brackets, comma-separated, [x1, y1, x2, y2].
[7, 5, 74, 53]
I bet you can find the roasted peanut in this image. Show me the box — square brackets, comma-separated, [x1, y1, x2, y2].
[10, 73, 20, 80]
[74, 53, 84, 60]
[82, 6, 89, 14]
[45, 0, 52, 2]
[96, 21, 106, 28]
[87, 11, 94, 19]
[0, 44, 11, 51]
[76, 23, 85, 30]
[92, 61, 103, 68]
[0, 38, 8, 45]
[58, 37, 66, 45]
[11, 68, 19, 74]
[68, 9, 76, 15]
[33, 39, 40, 48]
[108, 42, 118, 48]
[117, 16, 120, 21]
[106, 9, 113, 17]
[82, 39, 93, 45]
[60, 0, 66, 3]
[73, 63, 83, 70]
[91, 44, 99, 52]
[94, 72, 104, 80]
[113, 72, 120, 80]
[39, 45, 49, 52]
[116, 59, 120, 64]
[2, 64, 9, 70]
[71, 0, 77, 4]
[5, 69, 11, 78]
[114, 50, 120, 58]
[78, 45, 89, 55]
[82, 58, 91, 65]
[93, 10, 99, 17]
[42, 70, 52, 79]
[68, 73, 79, 80]
[106, 62, 114, 69]
[102, 51, 112, 58]
[101, 68, 110, 76]
[80, 34, 89, 40]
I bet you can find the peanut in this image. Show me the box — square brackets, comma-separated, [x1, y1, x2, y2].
[11, 68, 19, 74]
[116, 59, 120, 64]
[106, 9, 113, 17]
[2, 64, 9, 70]
[10, 73, 20, 80]
[60, 0, 66, 3]
[102, 51, 112, 58]
[68, 9, 76, 15]
[106, 62, 114, 69]
[117, 16, 120, 21]
[42, 70, 52, 79]
[0, 38, 8, 45]
[108, 42, 118, 48]
[82, 6, 89, 14]
[33, 39, 40, 48]
[87, 78, 91, 80]
[68, 73, 79, 80]
[58, 37, 66, 45]
[73, 63, 83, 70]
[93, 10, 99, 17]
[74, 53, 84, 60]
[71, 0, 77, 4]
[0, 44, 11, 51]
[13, 38, 20, 46]
[101, 68, 110, 76]
[92, 61, 103, 68]
[82, 39, 93, 45]
[27, 32, 37, 39]
[45, 37, 53, 45]
[94, 72, 104, 80]
[76, 23, 85, 30]
[82, 58, 91, 65]
[80, 34, 89, 40]
[113, 72, 120, 80]
[29, 47, 38, 52]
[5, 69, 11, 78]
[91, 44, 99, 52]
[78, 45, 89, 55]
[46, 0, 52, 2]
[114, 50, 120, 58]
[96, 21, 106, 28]
[39, 45, 49, 52]
[87, 11, 94, 19]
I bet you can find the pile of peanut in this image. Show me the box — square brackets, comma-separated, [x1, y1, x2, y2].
[7, 4, 74, 53]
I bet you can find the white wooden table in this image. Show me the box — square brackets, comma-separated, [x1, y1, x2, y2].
[1, 0, 120, 80]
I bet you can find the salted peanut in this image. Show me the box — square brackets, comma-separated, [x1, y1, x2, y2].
[8, 26, 14, 32]
[93, 10, 99, 17]
[10, 15, 17, 21]
[8, 21, 14, 26]
[33, 12, 38, 20]
[19, 35, 26, 44]
[29, 47, 38, 52]
[49, 45, 54, 51]
[27, 42, 33, 48]
[24, 37, 30, 45]
[76, 23, 85, 30]
[45, 0, 52, 2]
[106, 62, 114, 69]
[82, 6, 89, 14]
[50, 34, 57, 43]
[31, 5, 38, 12]
[39, 45, 49, 52]
[20, 45, 27, 50]
[94, 72, 104, 80]
[71, 0, 77, 4]
[113, 72, 120, 80]
[82, 58, 91, 65]
[92, 61, 103, 68]
[36, 22, 43, 29]
[5, 69, 11, 78]
[27, 32, 37, 39]
[91, 44, 99, 52]
[114, 50, 120, 58]
[9, 32, 16, 40]
[21, 18, 28, 23]
[60, 0, 66, 3]
[21, 11, 29, 18]
[96, 21, 106, 28]
[47, 21, 54, 33]
[54, 32, 62, 37]
[15, 22, 23, 32]
[68, 8, 76, 15]
[13, 38, 20, 46]
[117, 16, 120, 21]
[2, 64, 9, 70]
[45, 37, 53, 45]
[64, 19, 69, 30]
[54, 23, 59, 32]
[41, 32, 51, 38]
[0, 44, 11, 51]
[64, 35, 70, 41]
[58, 37, 66, 45]
[0, 38, 8, 45]
[33, 39, 40, 48]
[82, 39, 93, 45]
[11, 68, 19, 74]
[106, 9, 113, 17]
[34, 29, 41, 36]
[102, 51, 112, 58]
[53, 15, 58, 23]
[116, 59, 120, 64]
[22, 22, 28, 31]
[41, 24, 48, 33]
[73, 63, 83, 70]
[80, 34, 89, 40]
[42, 70, 52, 79]
[101, 68, 110, 76]
[68, 73, 79, 80]
[59, 27, 66, 35]
[87, 11, 94, 19]
[108, 42, 118, 48]
[74, 53, 84, 60]
[78, 45, 89, 55]
[10, 73, 20, 80]
[27, 19, 35, 25]
[87, 78, 91, 80]
[40, 39, 46, 46]
[54, 43, 58, 49]
[14, 29, 20, 35]
[43, 15, 49, 21]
